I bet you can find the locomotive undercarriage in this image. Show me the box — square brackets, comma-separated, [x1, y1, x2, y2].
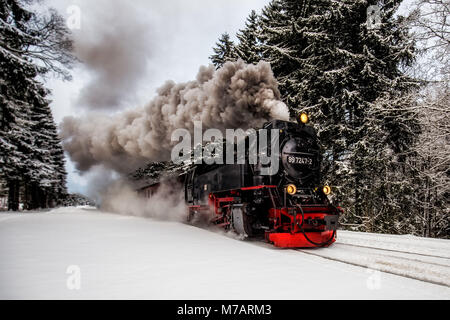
[187, 185, 340, 248]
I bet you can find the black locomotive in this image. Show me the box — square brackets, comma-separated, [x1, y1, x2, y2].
[140, 114, 341, 248]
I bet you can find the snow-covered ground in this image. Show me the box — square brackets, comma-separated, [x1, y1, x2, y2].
[0, 206, 449, 299]
[305, 231, 450, 286]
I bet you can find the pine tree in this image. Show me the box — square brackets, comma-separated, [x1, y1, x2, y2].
[209, 32, 238, 68]
[1, 0, 40, 210]
[235, 10, 262, 65]
[0, 0, 73, 210]
[26, 95, 68, 209]
[258, 0, 294, 109]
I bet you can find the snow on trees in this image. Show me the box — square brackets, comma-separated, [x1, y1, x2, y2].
[235, 10, 263, 65]
[0, 0, 74, 210]
[209, 33, 238, 69]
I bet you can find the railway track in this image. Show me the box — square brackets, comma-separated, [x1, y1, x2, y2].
[295, 241, 450, 287]
[335, 242, 450, 260]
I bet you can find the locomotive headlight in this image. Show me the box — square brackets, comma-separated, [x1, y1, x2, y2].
[286, 184, 297, 195]
[300, 113, 309, 124]
[323, 185, 331, 195]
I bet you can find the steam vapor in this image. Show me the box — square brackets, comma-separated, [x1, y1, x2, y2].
[73, 1, 154, 109]
[61, 60, 289, 174]
[101, 180, 186, 221]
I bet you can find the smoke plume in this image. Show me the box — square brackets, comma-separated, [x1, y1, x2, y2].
[61, 60, 289, 174]
[73, 1, 154, 109]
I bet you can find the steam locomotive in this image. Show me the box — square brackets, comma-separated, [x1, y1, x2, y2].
[139, 113, 341, 248]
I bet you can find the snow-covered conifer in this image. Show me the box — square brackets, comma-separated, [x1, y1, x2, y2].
[235, 10, 262, 65]
[209, 33, 238, 68]
[0, 0, 73, 210]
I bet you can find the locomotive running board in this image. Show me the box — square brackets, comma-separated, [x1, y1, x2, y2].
[266, 231, 335, 248]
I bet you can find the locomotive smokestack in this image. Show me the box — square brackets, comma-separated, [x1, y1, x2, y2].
[61, 60, 289, 174]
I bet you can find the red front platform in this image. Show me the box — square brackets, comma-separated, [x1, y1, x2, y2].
[266, 231, 336, 248]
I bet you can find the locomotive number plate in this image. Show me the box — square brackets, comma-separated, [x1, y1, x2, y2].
[287, 156, 313, 165]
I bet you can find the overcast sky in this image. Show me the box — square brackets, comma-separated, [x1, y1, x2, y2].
[44, 0, 270, 194]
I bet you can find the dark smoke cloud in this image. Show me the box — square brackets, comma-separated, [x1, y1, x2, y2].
[61, 60, 289, 174]
[73, 1, 154, 109]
